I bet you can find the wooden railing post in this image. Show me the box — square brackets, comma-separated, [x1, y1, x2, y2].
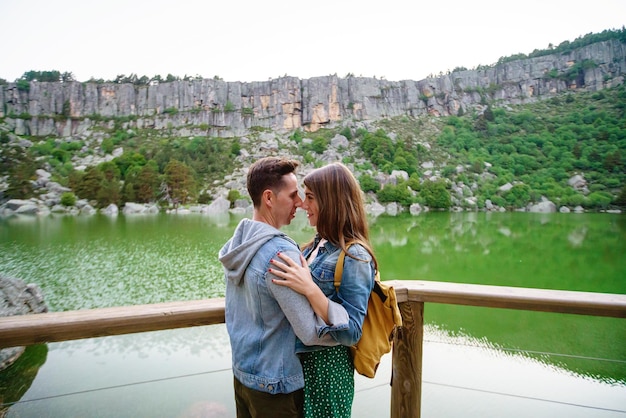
[391, 300, 424, 418]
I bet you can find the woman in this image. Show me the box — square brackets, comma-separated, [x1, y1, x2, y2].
[270, 162, 377, 418]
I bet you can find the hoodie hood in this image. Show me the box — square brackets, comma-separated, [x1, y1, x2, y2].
[219, 218, 292, 285]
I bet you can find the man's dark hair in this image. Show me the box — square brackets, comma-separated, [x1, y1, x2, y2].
[247, 157, 300, 208]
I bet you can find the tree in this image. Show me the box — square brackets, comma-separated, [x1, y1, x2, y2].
[21, 70, 61, 82]
[92, 162, 121, 207]
[99, 161, 121, 182]
[5, 151, 36, 199]
[114, 151, 146, 179]
[61, 72, 75, 82]
[603, 150, 622, 172]
[136, 162, 160, 203]
[97, 181, 120, 207]
[72, 167, 104, 202]
[164, 159, 195, 205]
[227, 190, 242, 208]
[121, 165, 141, 203]
[122, 181, 136, 203]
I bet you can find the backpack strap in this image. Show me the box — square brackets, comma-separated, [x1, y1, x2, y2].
[334, 241, 378, 291]
[333, 244, 350, 291]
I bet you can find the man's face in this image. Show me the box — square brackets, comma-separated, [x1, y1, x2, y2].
[271, 173, 302, 229]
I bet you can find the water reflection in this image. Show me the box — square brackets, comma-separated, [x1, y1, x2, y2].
[568, 226, 588, 247]
[420, 326, 626, 418]
[3, 325, 624, 418]
[0, 344, 48, 414]
[3, 326, 235, 418]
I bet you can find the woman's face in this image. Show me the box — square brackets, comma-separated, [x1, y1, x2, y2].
[301, 186, 319, 227]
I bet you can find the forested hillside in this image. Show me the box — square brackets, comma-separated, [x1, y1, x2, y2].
[367, 86, 626, 210]
[1, 84, 624, 213]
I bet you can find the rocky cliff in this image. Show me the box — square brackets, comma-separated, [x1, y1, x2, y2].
[1, 39, 624, 138]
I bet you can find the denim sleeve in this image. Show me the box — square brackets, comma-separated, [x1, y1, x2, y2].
[267, 248, 345, 347]
[328, 245, 375, 346]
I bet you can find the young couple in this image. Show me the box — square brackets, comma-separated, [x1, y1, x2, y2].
[219, 157, 377, 418]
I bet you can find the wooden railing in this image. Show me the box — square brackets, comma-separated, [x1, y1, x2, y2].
[1, 281, 625, 417]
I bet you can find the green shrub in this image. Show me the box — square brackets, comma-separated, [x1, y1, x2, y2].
[60, 192, 77, 207]
[32, 139, 56, 155]
[60, 141, 84, 152]
[377, 183, 414, 206]
[339, 127, 352, 140]
[197, 191, 212, 204]
[419, 180, 451, 209]
[504, 184, 531, 207]
[230, 141, 241, 156]
[101, 138, 114, 154]
[290, 129, 303, 144]
[546, 68, 559, 79]
[407, 174, 421, 192]
[224, 101, 235, 112]
[51, 149, 70, 163]
[585, 191, 613, 209]
[359, 174, 380, 193]
[561, 192, 586, 207]
[311, 137, 329, 154]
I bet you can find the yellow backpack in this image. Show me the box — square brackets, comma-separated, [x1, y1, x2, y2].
[334, 245, 403, 378]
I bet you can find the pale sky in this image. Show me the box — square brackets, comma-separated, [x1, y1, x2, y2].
[1, 0, 625, 83]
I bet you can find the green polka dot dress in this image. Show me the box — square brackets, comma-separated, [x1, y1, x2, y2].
[300, 345, 354, 418]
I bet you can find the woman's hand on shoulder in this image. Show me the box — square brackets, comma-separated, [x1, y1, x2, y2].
[269, 252, 317, 296]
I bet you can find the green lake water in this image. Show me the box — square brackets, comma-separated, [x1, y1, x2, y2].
[1, 211, 625, 417]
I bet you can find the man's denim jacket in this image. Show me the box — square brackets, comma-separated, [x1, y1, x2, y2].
[220, 220, 349, 394]
[296, 237, 375, 353]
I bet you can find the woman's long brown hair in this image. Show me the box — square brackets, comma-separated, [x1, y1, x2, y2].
[302, 162, 377, 269]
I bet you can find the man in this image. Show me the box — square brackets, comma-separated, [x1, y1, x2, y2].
[219, 157, 348, 418]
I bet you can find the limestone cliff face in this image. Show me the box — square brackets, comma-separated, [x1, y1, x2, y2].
[1, 39, 624, 137]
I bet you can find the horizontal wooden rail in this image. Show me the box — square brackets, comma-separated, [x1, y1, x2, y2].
[0, 281, 625, 349]
[0, 298, 225, 349]
[390, 280, 626, 318]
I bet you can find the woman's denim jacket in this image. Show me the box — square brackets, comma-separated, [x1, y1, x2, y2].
[295, 237, 375, 353]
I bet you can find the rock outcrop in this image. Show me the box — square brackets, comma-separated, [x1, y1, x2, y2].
[1, 40, 623, 138]
[0, 275, 48, 371]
